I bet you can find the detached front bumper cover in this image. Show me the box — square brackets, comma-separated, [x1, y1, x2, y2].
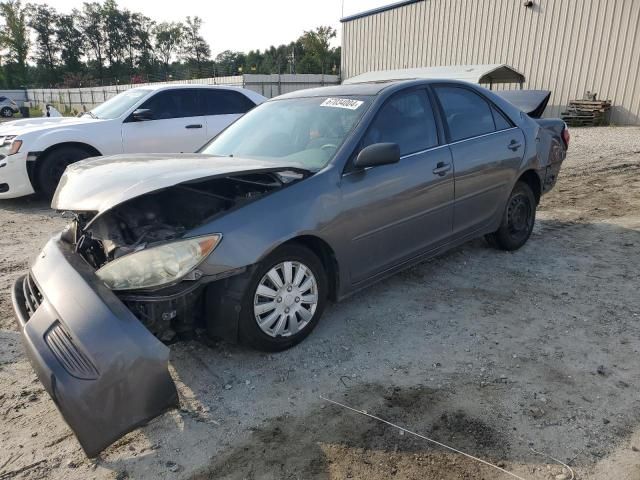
[11, 236, 179, 457]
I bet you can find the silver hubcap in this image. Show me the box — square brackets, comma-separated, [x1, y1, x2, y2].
[254, 261, 318, 337]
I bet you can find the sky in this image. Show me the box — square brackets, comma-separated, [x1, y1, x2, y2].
[32, 0, 392, 55]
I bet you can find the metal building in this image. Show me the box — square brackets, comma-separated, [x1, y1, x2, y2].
[341, 0, 640, 125]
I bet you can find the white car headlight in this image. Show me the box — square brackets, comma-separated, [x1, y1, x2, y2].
[0, 135, 22, 155]
[96, 234, 221, 290]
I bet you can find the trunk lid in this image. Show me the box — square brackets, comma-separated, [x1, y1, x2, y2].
[494, 90, 551, 118]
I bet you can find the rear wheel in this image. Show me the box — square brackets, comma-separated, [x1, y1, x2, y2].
[36, 146, 94, 198]
[238, 244, 327, 351]
[485, 181, 536, 251]
[1, 107, 13, 118]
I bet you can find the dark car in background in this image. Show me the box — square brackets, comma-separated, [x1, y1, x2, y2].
[13, 79, 568, 456]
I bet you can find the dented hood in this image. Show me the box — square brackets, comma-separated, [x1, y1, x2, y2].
[52, 153, 306, 214]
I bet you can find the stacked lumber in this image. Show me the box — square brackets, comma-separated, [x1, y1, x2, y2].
[561, 96, 611, 127]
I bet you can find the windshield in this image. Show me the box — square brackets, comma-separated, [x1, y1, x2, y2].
[89, 88, 152, 120]
[200, 95, 373, 171]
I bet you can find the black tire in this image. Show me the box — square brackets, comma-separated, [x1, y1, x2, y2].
[485, 181, 536, 251]
[238, 244, 328, 351]
[36, 146, 93, 198]
[1, 107, 13, 118]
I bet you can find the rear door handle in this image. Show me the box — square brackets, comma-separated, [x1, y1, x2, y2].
[432, 162, 452, 176]
[508, 140, 522, 151]
[185, 124, 203, 129]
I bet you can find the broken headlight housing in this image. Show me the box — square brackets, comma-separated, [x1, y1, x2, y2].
[96, 234, 221, 290]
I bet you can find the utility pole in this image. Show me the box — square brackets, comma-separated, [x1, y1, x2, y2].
[288, 47, 296, 74]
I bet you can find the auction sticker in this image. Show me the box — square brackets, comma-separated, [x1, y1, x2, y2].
[320, 98, 364, 110]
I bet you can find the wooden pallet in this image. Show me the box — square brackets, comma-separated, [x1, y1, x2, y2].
[561, 99, 611, 127]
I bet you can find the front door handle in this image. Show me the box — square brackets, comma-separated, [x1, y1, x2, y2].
[185, 124, 203, 129]
[432, 162, 452, 176]
[508, 139, 522, 151]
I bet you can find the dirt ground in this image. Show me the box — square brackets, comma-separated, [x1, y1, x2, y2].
[0, 126, 639, 480]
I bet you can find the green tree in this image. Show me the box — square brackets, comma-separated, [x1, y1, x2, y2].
[181, 16, 210, 77]
[26, 3, 59, 84]
[154, 22, 183, 79]
[57, 12, 84, 74]
[103, 0, 127, 76]
[215, 50, 245, 76]
[0, 0, 30, 87]
[123, 12, 153, 73]
[298, 26, 337, 74]
[79, 2, 106, 82]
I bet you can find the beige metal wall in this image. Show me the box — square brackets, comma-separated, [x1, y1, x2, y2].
[342, 0, 640, 125]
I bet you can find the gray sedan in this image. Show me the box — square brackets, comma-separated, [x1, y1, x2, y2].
[12, 79, 568, 456]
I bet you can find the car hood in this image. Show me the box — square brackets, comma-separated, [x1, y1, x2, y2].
[52, 153, 308, 214]
[0, 116, 103, 135]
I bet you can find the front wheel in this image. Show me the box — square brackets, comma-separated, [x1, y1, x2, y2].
[36, 146, 93, 198]
[1, 107, 14, 118]
[238, 244, 327, 351]
[485, 181, 536, 251]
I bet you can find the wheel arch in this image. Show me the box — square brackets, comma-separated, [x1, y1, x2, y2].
[517, 169, 542, 205]
[28, 142, 102, 191]
[281, 235, 340, 302]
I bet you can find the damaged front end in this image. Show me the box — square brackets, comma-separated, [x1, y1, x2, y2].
[12, 155, 308, 456]
[68, 166, 305, 339]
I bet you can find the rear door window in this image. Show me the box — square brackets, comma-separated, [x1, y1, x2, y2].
[202, 89, 256, 115]
[362, 89, 438, 156]
[434, 86, 496, 142]
[138, 89, 200, 120]
[492, 106, 513, 131]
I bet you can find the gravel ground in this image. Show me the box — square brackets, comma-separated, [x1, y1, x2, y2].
[0, 127, 639, 480]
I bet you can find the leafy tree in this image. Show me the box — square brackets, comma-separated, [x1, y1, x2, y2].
[79, 2, 106, 81]
[123, 12, 153, 73]
[215, 50, 245, 76]
[154, 22, 183, 79]
[0, 0, 30, 87]
[182, 16, 210, 77]
[56, 12, 84, 74]
[103, 0, 127, 69]
[298, 26, 337, 75]
[26, 3, 59, 84]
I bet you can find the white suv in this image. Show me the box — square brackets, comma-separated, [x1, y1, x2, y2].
[0, 84, 266, 198]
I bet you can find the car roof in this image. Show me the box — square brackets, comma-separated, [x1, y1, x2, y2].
[125, 83, 267, 103]
[274, 78, 481, 100]
[134, 83, 247, 92]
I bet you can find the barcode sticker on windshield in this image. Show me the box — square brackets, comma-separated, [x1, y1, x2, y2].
[320, 98, 364, 110]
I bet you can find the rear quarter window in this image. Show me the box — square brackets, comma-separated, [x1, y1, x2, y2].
[202, 90, 256, 115]
[492, 106, 513, 131]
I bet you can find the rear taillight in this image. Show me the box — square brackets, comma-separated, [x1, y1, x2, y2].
[562, 125, 570, 147]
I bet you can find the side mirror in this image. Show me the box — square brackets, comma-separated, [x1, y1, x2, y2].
[132, 108, 153, 121]
[354, 142, 401, 169]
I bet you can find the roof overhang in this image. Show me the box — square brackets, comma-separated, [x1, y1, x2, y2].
[340, 0, 424, 22]
[343, 64, 526, 85]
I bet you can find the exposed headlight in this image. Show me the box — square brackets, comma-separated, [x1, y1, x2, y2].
[96, 234, 221, 290]
[0, 136, 22, 155]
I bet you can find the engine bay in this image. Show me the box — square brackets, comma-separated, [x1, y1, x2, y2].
[67, 170, 304, 270]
